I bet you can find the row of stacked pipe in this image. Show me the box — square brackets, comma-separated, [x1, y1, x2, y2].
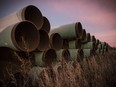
[0, 5, 113, 82]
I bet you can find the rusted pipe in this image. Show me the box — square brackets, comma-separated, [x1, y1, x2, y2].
[83, 49, 94, 57]
[68, 49, 84, 62]
[49, 33, 63, 51]
[0, 5, 43, 29]
[81, 42, 95, 49]
[56, 49, 71, 63]
[50, 22, 83, 40]
[69, 38, 81, 49]
[0, 21, 39, 52]
[41, 16, 50, 33]
[37, 30, 49, 51]
[62, 39, 69, 49]
[34, 49, 57, 67]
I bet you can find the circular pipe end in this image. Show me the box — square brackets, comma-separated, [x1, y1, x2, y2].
[62, 49, 71, 63]
[76, 38, 81, 49]
[81, 29, 86, 41]
[42, 49, 57, 67]
[37, 30, 49, 51]
[75, 22, 83, 38]
[23, 5, 43, 29]
[12, 21, 39, 52]
[41, 16, 51, 33]
[86, 33, 90, 42]
[50, 33, 63, 51]
[62, 39, 69, 49]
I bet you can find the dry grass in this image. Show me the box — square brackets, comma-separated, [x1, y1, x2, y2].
[0, 50, 116, 87]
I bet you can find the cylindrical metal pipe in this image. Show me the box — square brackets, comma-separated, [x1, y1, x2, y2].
[50, 22, 83, 40]
[81, 29, 86, 41]
[56, 49, 71, 63]
[81, 33, 90, 44]
[41, 16, 50, 33]
[37, 30, 49, 51]
[62, 39, 69, 49]
[96, 49, 101, 54]
[83, 49, 94, 57]
[34, 49, 57, 67]
[90, 35, 96, 43]
[69, 38, 81, 49]
[81, 42, 95, 49]
[98, 44, 102, 49]
[0, 21, 39, 52]
[68, 49, 84, 62]
[0, 5, 43, 29]
[49, 33, 63, 51]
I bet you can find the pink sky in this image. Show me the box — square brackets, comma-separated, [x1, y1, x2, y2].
[0, 0, 116, 47]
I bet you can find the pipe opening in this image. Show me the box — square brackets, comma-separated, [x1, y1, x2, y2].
[50, 33, 63, 51]
[24, 5, 43, 29]
[81, 29, 86, 40]
[76, 38, 81, 49]
[91, 36, 96, 43]
[75, 22, 83, 38]
[86, 33, 90, 42]
[41, 16, 50, 33]
[37, 30, 49, 51]
[43, 49, 57, 66]
[62, 39, 69, 49]
[13, 21, 39, 52]
[62, 49, 71, 63]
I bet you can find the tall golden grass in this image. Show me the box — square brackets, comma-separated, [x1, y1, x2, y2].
[0, 50, 116, 87]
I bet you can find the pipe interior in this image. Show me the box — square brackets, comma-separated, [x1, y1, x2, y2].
[41, 17, 50, 33]
[75, 22, 83, 38]
[76, 38, 81, 49]
[43, 49, 57, 66]
[62, 39, 69, 49]
[62, 49, 71, 62]
[13, 21, 39, 52]
[86, 33, 90, 41]
[81, 29, 86, 40]
[51, 33, 63, 51]
[24, 5, 43, 29]
[37, 30, 49, 51]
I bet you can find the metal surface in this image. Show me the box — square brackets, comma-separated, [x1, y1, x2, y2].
[0, 5, 43, 30]
[34, 49, 57, 67]
[37, 30, 49, 51]
[49, 33, 63, 51]
[69, 38, 81, 49]
[0, 21, 39, 52]
[50, 22, 83, 40]
[41, 16, 50, 33]
[81, 42, 95, 49]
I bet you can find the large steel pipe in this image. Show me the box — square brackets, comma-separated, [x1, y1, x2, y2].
[56, 49, 71, 63]
[0, 21, 39, 52]
[62, 39, 69, 49]
[0, 5, 43, 30]
[83, 49, 94, 57]
[49, 33, 63, 51]
[90, 35, 96, 43]
[69, 38, 81, 49]
[34, 49, 57, 67]
[81, 42, 95, 49]
[41, 16, 50, 33]
[50, 22, 83, 40]
[81, 29, 86, 41]
[81, 33, 90, 43]
[37, 30, 49, 51]
[68, 49, 84, 62]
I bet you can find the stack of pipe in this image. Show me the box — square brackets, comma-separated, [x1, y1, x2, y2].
[0, 5, 113, 82]
[0, 5, 59, 80]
